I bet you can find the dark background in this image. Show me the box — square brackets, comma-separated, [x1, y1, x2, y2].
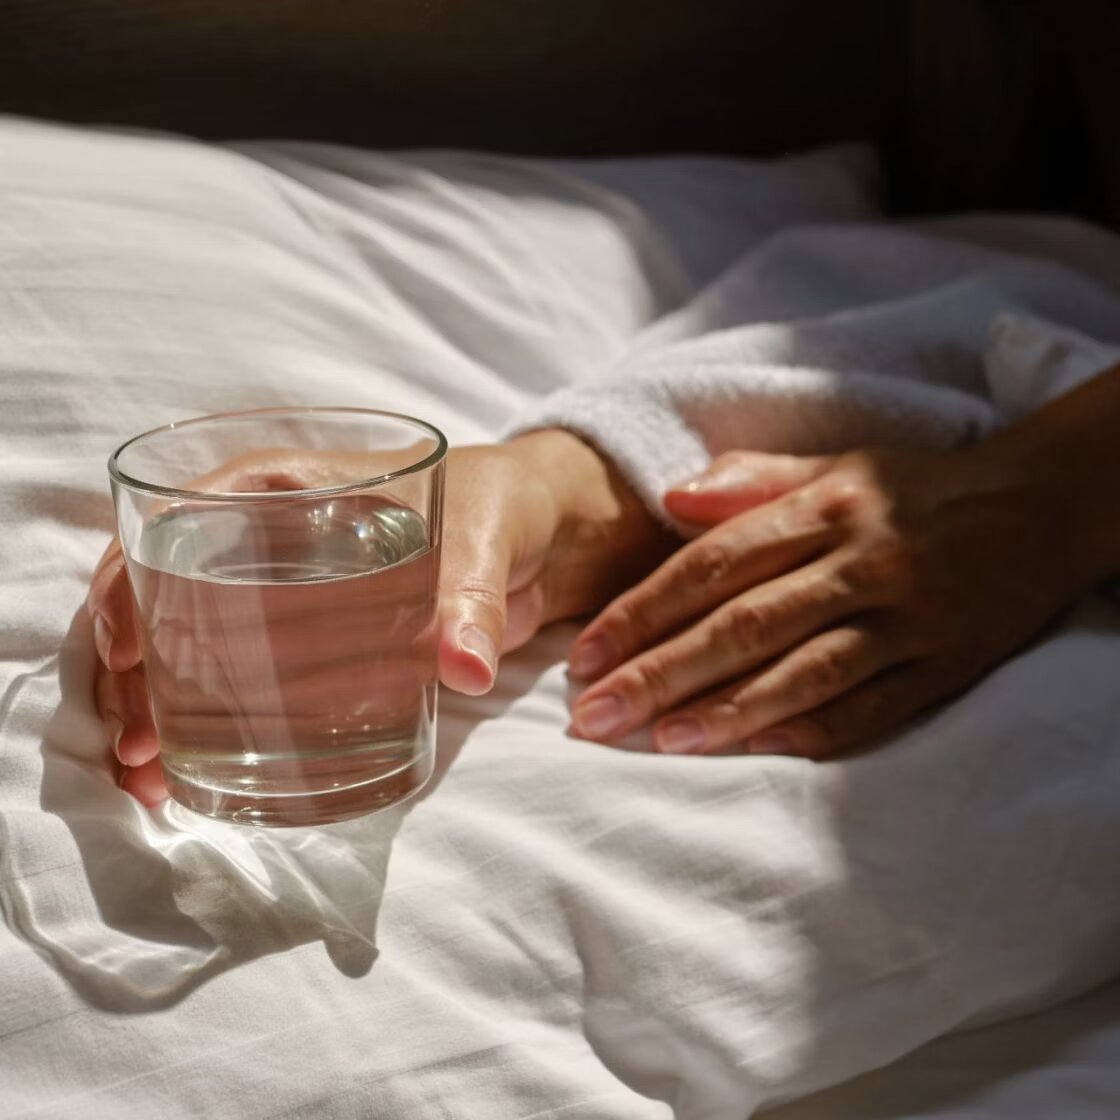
[0, 0, 1116, 222]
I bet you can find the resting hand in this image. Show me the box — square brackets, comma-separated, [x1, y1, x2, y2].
[568, 442, 1096, 759]
[89, 431, 665, 804]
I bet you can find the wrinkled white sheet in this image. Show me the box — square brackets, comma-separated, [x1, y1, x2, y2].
[765, 975, 1120, 1120]
[1, 116, 1118, 1119]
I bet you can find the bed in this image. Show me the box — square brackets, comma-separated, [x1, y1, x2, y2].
[1, 109, 1119, 1118]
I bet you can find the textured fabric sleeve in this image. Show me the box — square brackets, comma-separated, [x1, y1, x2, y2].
[509, 221, 1120, 524]
[507, 353, 997, 523]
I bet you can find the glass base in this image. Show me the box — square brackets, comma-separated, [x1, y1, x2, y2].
[162, 746, 434, 828]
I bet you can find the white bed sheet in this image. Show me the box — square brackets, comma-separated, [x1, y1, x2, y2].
[1, 116, 1118, 1120]
[765, 977, 1120, 1120]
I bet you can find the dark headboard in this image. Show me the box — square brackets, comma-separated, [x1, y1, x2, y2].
[0, 0, 1113, 222]
[0, 2, 900, 152]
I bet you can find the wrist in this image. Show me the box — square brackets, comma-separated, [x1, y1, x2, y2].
[507, 428, 672, 618]
[506, 428, 605, 511]
[975, 368, 1120, 593]
[1011, 446, 1118, 594]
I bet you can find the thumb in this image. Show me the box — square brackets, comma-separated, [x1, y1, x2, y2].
[437, 528, 510, 697]
[664, 450, 832, 525]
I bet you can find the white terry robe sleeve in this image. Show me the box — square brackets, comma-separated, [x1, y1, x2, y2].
[507, 222, 1120, 522]
[507, 354, 997, 519]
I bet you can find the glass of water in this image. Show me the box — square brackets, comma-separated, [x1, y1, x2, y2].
[109, 407, 446, 827]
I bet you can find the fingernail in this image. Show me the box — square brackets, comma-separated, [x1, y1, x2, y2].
[93, 612, 113, 664]
[655, 718, 706, 754]
[680, 464, 752, 495]
[568, 635, 615, 678]
[458, 624, 497, 676]
[748, 733, 794, 755]
[104, 713, 125, 762]
[573, 693, 628, 738]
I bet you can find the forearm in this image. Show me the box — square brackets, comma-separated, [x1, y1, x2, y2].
[983, 363, 1120, 591]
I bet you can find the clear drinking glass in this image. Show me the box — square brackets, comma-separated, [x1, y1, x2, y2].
[109, 407, 446, 827]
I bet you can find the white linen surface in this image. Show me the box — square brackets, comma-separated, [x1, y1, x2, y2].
[763, 973, 1120, 1120]
[1, 116, 1118, 1120]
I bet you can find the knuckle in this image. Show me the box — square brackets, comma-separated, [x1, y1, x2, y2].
[680, 539, 737, 587]
[453, 579, 507, 624]
[794, 647, 850, 704]
[603, 594, 656, 651]
[717, 600, 772, 654]
[627, 655, 675, 710]
[839, 535, 916, 599]
[815, 478, 869, 525]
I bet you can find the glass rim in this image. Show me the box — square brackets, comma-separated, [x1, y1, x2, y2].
[108, 406, 448, 503]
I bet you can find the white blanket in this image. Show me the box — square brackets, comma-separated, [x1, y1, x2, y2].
[1, 116, 1118, 1120]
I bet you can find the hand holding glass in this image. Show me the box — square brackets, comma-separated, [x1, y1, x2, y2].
[109, 409, 446, 827]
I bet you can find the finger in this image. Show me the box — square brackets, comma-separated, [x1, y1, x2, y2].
[568, 495, 838, 680]
[87, 450, 365, 670]
[96, 662, 160, 768]
[119, 755, 168, 807]
[571, 560, 880, 740]
[159, 657, 430, 718]
[89, 449, 416, 675]
[643, 622, 908, 755]
[740, 663, 948, 760]
[437, 517, 511, 697]
[87, 542, 142, 672]
[664, 451, 832, 525]
[187, 448, 419, 494]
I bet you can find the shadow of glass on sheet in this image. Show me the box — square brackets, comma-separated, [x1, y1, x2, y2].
[0, 606, 465, 1013]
